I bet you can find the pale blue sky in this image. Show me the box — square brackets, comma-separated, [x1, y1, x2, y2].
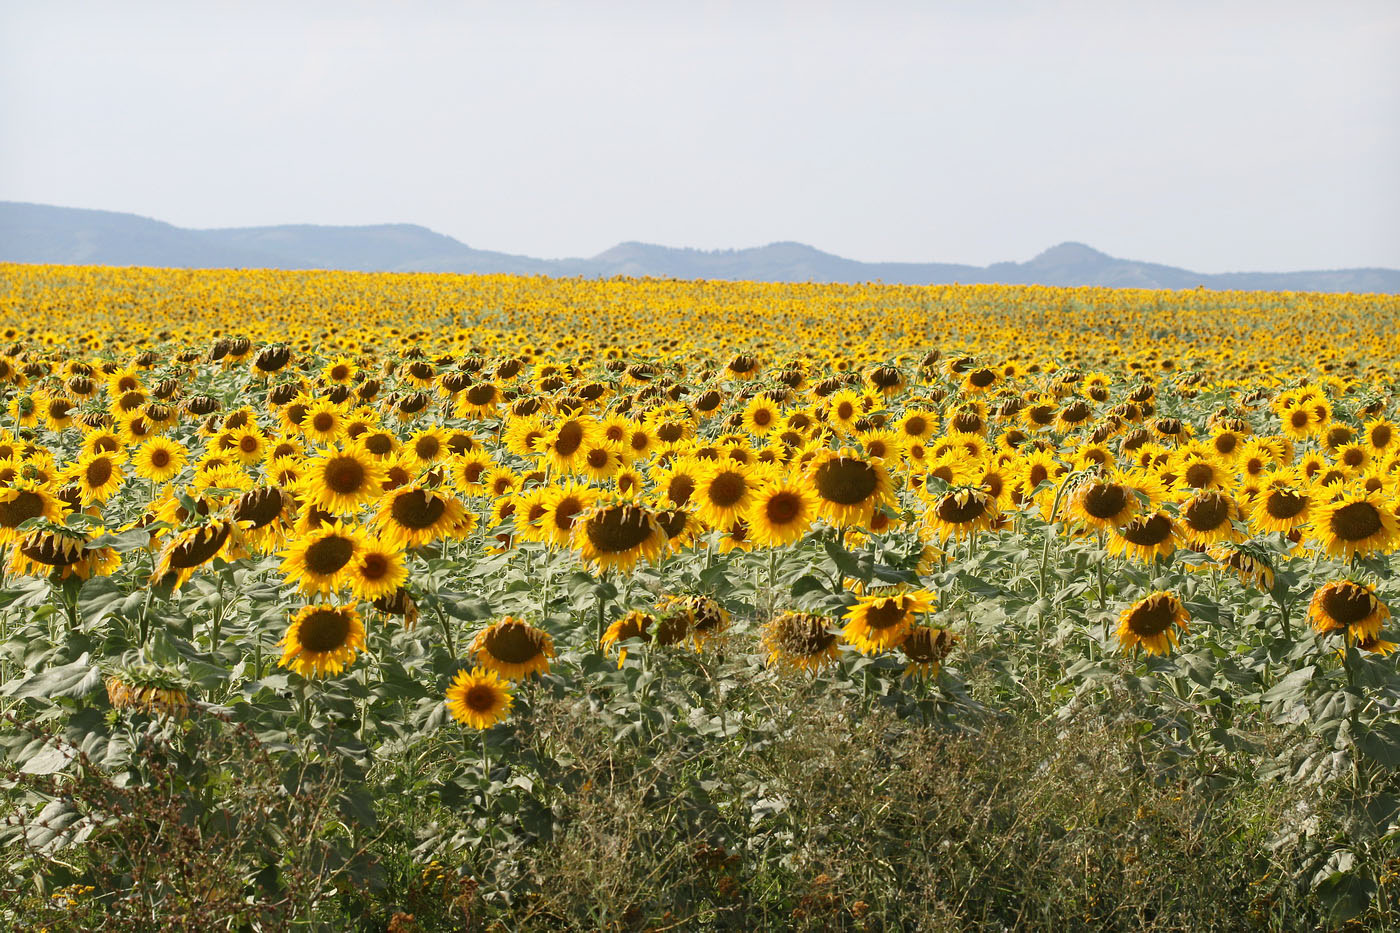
[2, 0, 1397, 271]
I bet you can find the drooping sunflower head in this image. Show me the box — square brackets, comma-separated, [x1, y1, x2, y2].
[153, 519, 239, 589]
[278, 604, 366, 678]
[900, 626, 957, 678]
[1067, 475, 1138, 532]
[1116, 591, 1189, 656]
[762, 611, 840, 674]
[469, 616, 555, 680]
[444, 666, 514, 729]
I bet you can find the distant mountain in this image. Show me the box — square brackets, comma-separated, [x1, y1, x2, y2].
[2, 201, 1397, 293]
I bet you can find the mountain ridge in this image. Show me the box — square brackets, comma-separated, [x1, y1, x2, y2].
[2, 201, 1397, 293]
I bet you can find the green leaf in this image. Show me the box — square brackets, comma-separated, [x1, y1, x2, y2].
[2, 655, 100, 700]
[1261, 665, 1316, 706]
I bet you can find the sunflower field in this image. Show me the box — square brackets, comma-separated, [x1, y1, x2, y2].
[3, 263, 1400, 929]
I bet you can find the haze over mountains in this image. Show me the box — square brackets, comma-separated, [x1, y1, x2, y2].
[2, 201, 1397, 293]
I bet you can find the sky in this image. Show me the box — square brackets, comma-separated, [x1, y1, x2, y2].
[2, 0, 1398, 272]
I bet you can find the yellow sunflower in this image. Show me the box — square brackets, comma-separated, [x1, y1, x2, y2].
[747, 477, 818, 547]
[571, 501, 667, 572]
[373, 484, 468, 550]
[445, 666, 515, 729]
[278, 605, 366, 678]
[280, 521, 366, 594]
[842, 590, 933, 654]
[303, 445, 387, 515]
[469, 616, 555, 680]
[1309, 490, 1398, 560]
[133, 437, 188, 484]
[1116, 591, 1189, 656]
[1308, 579, 1389, 642]
[347, 538, 408, 602]
[804, 448, 894, 529]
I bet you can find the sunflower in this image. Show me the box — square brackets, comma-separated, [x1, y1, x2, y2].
[1106, 511, 1180, 562]
[900, 626, 957, 678]
[450, 451, 495, 495]
[133, 437, 188, 484]
[444, 667, 514, 729]
[71, 451, 125, 504]
[1203, 542, 1275, 590]
[373, 484, 468, 550]
[579, 443, 622, 482]
[1178, 490, 1241, 547]
[1067, 474, 1139, 532]
[693, 461, 761, 528]
[1309, 490, 1398, 559]
[303, 445, 386, 515]
[827, 390, 863, 434]
[746, 477, 818, 547]
[347, 538, 408, 601]
[762, 611, 841, 673]
[469, 616, 555, 680]
[572, 501, 667, 572]
[601, 610, 660, 665]
[652, 458, 703, 508]
[280, 521, 366, 594]
[405, 427, 451, 468]
[658, 593, 730, 650]
[925, 487, 998, 542]
[278, 604, 366, 678]
[804, 448, 894, 529]
[1116, 591, 1189, 656]
[539, 415, 596, 473]
[1308, 580, 1389, 641]
[1248, 474, 1313, 535]
[842, 590, 933, 654]
[539, 481, 597, 547]
[152, 519, 240, 589]
[1364, 418, 1397, 456]
[8, 524, 108, 580]
[0, 482, 62, 544]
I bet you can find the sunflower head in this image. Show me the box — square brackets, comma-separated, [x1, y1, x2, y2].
[278, 604, 366, 678]
[445, 666, 514, 729]
[762, 611, 840, 674]
[1116, 591, 1189, 656]
[1308, 580, 1389, 642]
[469, 617, 555, 680]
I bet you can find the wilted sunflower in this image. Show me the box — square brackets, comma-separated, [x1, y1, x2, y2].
[373, 484, 468, 549]
[1309, 489, 1398, 560]
[804, 448, 893, 529]
[657, 593, 730, 650]
[153, 519, 240, 589]
[445, 666, 514, 729]
[303, 445, 386, 515]
[747, 477, 818, 547]
[469, 616, 555, 680]
[843, 590, 933, 654]
[1200, 542, 1275, 589]
[601, 609, 670, 665]
[572, 501, 666, 573]
[9, 522, 119, 580]
[762, 611, 841, 673]
[1116, 591, 1189, 656]
[1308, 580, 1389, 642]
[280, 521, 366, 594]
[278, 604, 366, 678]
[900, 626, 957, 678]
[105, 665, 191, 718]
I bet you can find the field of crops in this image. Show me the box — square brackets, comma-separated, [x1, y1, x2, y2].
[3, 263, 1400, 929]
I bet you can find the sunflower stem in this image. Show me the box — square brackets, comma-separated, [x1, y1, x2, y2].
[433, 601, 456, 656]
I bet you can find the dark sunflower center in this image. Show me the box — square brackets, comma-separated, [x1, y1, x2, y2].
[323, 456, 366, 494]
[305, 535, 355, 575]
[364, 433, 394, 455]
[586, 449, 611, 469]
[298, 609, 351, 652]
[707, 472, 748, 508]
[1330, 501, 1383, 542]
[550, 496, 584, 530]
[759, 490, 802, 526]
[863, 601, 908, 630]
[239, 435, 259, 453]
[904, 416, 928, 436]
[1372, 425, 1392, 448]
[484, 623, 544, 664]
[22, 533, 82, 566]
[1289, 410, 1310, 428]
[1265, 489, 1308, 520]
[1183, 493, 1230, 531]
[1320, 584, 1375, 627]
[466, 384, 497, 405]
[656, 509, 690, 538]
[150, 449, 171, 468]
[312, 412, 335, 433]
[0, 491, 45, 528]
[1028, 465, 1049, 489]
[813, 458, 878, 505]
[168, 523, 231, 569]
[585, 506, 655, 554]
[465, 683, 500, 712]
[460, 462, 485, 484]
[553, 421, 585, 456]
[1120, 514, 1173, 546]
[1082, 483, 1129, 519]
[1126, 596, 1177, 637]
[1342, 448, 1365, 467]
[936, 493, 988, 525]
[752, 408, 774, 426]
[968, 368, 996, 387]
[1184, 462, 1216, 488]
[331, 365, 350, 380]
[391, 490, 447, 529]
[928, 464, 955, 483]
[1061, 402, 1090, 423]
[415, 437, 441, 460]
[1029, 406, 1055, 425]
[81, 457, 113, 488]
[1214, 434, 1238, 455]
[657, 422, 685, 443]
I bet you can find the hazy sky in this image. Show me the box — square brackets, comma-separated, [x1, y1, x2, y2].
[2, 1, 1398, 271]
